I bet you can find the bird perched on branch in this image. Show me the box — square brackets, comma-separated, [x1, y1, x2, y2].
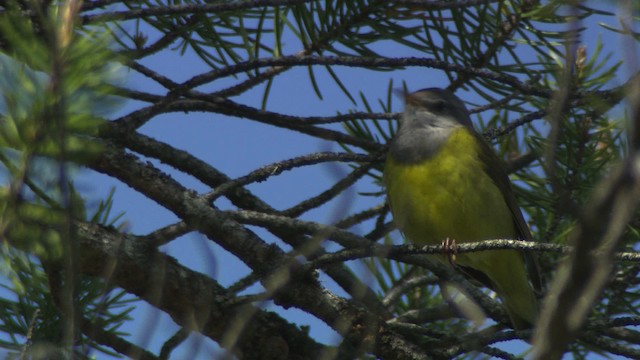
[384, 88, 540, 329]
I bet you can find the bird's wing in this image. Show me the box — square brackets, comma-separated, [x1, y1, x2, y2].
[474, 131, 543, 294]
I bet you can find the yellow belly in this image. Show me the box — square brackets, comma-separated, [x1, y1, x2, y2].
[383, 127, 519, 274]
[384, 128, 515, 244]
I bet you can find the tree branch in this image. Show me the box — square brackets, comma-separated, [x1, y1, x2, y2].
[75, 221, 325, 359]
[88, 144, 433, 359]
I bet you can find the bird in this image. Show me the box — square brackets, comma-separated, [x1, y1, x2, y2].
[383, 87, 540, 329]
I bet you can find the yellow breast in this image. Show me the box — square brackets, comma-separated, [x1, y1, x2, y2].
[384, 127, 515, 246]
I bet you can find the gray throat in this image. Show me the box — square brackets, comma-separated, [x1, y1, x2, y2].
[389, 124, 455, 165]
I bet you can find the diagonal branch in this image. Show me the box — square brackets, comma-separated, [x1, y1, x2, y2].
[74, 221, 325, 359]
[88, 144, 433, 359]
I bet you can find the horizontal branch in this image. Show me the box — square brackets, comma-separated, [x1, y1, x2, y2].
[301, 239, 575, 272]
[81, 0, 315, 23]
[176, 55, 552, 99]
[206, 152, 378, 203]
[228, 209, 640, 263]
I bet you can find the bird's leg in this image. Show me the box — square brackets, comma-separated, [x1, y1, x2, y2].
[441, 237, 458, 265]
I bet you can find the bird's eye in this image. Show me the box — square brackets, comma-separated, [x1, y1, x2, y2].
[430, 100, 447, 113]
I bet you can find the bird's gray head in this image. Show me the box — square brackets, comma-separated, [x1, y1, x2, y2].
[389, 88, 474, 164]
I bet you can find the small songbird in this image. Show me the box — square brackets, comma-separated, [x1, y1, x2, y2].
[383, 88, 540, 329]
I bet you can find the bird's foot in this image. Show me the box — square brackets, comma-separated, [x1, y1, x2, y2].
[441, 237, 458, 265]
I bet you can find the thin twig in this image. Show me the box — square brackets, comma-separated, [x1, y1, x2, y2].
[206, 152, 376, 203]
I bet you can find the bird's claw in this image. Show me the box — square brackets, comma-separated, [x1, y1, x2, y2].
[441, 237, 458, 265]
